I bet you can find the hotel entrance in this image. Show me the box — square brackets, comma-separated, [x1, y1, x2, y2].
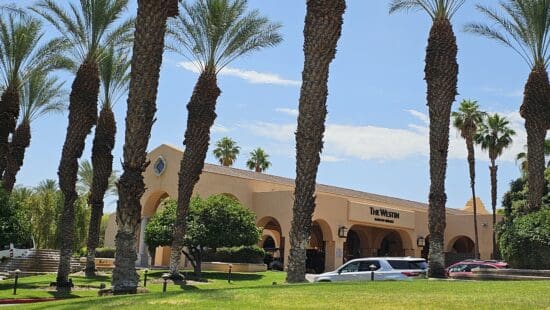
[344, 225, 413, 261]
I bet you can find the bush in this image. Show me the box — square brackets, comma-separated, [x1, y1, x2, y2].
[95, 247, 115, 258]
[498, 208, 550, 269]
[203, 246, 265, 264]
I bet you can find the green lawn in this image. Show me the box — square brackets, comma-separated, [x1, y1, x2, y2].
[1, 271, 550, 309]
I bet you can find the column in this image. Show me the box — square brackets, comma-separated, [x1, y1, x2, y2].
[137, 217, 149, 267]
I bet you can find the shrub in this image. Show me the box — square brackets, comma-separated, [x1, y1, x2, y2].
[498, 208, 550, 269]
[95, 247, 115, 258]
[203, 246, 265, 264]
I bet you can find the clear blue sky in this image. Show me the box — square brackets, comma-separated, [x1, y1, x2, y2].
[14, 0, 541, 213]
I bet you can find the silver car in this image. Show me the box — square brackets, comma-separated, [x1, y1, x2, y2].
[314, 257, 427, 282]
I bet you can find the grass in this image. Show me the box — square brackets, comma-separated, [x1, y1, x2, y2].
[1, 271, 550, 309]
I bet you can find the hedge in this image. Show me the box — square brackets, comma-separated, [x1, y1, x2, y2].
[203, 246, 265, 264]
[498, 209, 550, 270]
[78, 247, 115, 259]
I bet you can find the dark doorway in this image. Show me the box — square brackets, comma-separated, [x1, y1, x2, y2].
[306, 223, 326, 274]
[378, 231, 404, 257]
[344, 229, 361, 262]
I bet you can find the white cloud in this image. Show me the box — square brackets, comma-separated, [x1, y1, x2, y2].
[275, 107, 299, 117]
[177, 61, 301, 86]
[211, 124, 230, 134]
[321, 155, 345, 162]
[241, 110, 528, 162]
[480, 86, 523, 98]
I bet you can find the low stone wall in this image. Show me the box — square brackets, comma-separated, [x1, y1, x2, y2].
[454, 268, 550, 281]
[201, 262, 267, 272]
[78, 257, 115, 270]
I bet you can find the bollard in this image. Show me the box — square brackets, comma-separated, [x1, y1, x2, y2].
[13, 269, 20, 295]
[161, 273, 170, 293]
[228, 264, 232, 283]
[143, 269, 148, 287]
[369, 264, 376, 282]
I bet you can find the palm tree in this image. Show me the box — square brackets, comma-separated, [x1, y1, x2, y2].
[36, 178, 58, 193]
[77, 160, 118, 197]
[0, 13, 65, 181]
[452, 99, 486, 259]
[246, 148, 271, 172]
[286, 0, 346, 283]
[517, 139, 550, 174]
[167, 0, 282, 278]
[112, 0, 178, 294]
[213, 137, 240, 167]
[389, 0, 463, 278]
[465, 0, 550, 212]
[85, 46, 129, 277]
[2, 70, 66, 192]
[475, 113, 515, 258]
[32, 0, 131, 291]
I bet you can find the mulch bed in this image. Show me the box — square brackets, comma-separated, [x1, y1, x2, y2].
[0, 298, 59, 304]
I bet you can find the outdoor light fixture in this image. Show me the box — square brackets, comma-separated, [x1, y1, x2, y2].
[228, 264, 233, 284]
[417, 236, 425, 247]
[161, 273, 170, 293]
[338, 226, 348, 238]
[482, 222, 488, 228]
[369, 265, 377, 281]
[13, 269, 20, 295]
[143, 268, 149, 288]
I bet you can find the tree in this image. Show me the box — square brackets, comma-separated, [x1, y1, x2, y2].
[85, 45, 129, 277]
[0, 187, 30, 247]
[390, 0, 463, 278]
[466, 0, 550, 212]
[2, 70, 66, 192]
[246, 148, 271, 172]
[32, 0, 132, 290]
[0, 13, 65, 182]
[287, 0, 346, 283]
[213, 137, 240, 167]
[452, 99, 486, 259]
[167, 0, 282, 278]
[475, 113, 515, 258]
[517, 139, 550, 174]
[112, 0, 178, 294]
[146, 195, 260, 277]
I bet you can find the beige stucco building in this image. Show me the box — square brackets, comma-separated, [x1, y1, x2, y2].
[105, 144, 499, 273]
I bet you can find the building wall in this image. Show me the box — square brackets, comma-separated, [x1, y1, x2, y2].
[104, 144, 501, 270]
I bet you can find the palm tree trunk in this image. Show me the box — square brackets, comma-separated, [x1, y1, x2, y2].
[169, 72, 220, 278]
[112, 0, 177, 294]
[489, 158, 498, 259]
[2, 120, 30, 192]
[85, 106, 116, 277]
[57, 59, 99, 291]
[286, 0, 345, 283]
[466, 138, 480, 259]
[520, 64, 550, 212]
[0, 84, 20, 179]
[426, 18, 458, 278]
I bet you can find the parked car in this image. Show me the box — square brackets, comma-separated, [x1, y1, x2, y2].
[446, 260, 509, 278]
[0, 241, 35, 260]
[314, 257, 427, 282]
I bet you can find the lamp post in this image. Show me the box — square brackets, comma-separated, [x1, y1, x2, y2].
[143, 268, 148, 287]
[161, 273, 170, 293]
[13, 269, 20, 295]
[369, 265, 376, 282]
[228, 264, 232, 283]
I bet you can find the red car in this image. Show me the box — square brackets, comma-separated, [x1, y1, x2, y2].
[446, 260, 509, 278]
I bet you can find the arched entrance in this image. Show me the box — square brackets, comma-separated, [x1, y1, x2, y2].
[446, 235, 475, 266]
[344, 229, 361, 261]
[421, 235, 430, 259]
[378, 231, 404, 257]
[306, 220, 333, 274]
[258, 216, 284, 268]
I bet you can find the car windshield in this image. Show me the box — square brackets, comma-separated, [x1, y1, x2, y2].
[387, 260, 427, 270]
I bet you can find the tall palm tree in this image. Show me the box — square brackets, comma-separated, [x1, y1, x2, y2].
[466, 0, 550, 212]
[167, 0, 282, 278]
[77, 160, 118, 197]
[390, 0, 464, 278]
[286, 0, 346, 283]
[85, 46, 129, 277]
[452, 99, 486, 259]
[517, 139, 550, 174]
[246, 147, 271, 172]
[112, 0, 178, 294]
[2, 70, 66, 192]
[390, 0, 463, 278]
[213, 137, 240, 167]
[32, 0, 131, 291]
[475, 113, 515, 258]
[0, 14, 65, 181]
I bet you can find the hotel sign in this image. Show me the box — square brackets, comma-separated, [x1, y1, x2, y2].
[348, 202, 414, 229]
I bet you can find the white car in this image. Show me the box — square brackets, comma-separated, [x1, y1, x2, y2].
[314, 257, 427, 282]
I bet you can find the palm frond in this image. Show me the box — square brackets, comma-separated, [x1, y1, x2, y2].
[99, 45, 130, 108]
[19, 68, 67, 123]
[168, 0, 282, 74]
[389, 0, 465, 20]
